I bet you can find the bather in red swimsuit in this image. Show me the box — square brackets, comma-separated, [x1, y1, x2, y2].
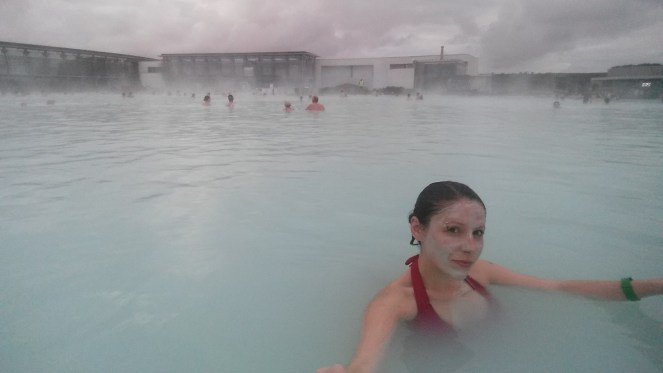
[405, 255, 492, 332]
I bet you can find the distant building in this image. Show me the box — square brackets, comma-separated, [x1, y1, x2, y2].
[475, 72, 605, 96]
[153, 51, 317, 94]
[316, 46, 478, 93]
[590, 64, 663, 99]
[0, 41, 155, 93]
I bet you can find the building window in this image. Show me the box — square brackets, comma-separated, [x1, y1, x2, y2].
[147, 66, 161, 73]
[390, 64, 413, 69]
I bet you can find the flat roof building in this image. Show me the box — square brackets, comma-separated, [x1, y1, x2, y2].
[591, 64, 663, 99]
[157, 51, 317, 94]
[316, 47, 478, 93]
[0, 41, 155, 93]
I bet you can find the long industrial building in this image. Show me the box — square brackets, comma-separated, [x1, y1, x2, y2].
[142, 51, 317, 94]
[0, 41, 155, 93]
[590, 64, 663, 99]
[315, 47, 477, 92]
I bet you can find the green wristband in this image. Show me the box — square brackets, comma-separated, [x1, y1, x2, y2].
[620, 277, 640, 301]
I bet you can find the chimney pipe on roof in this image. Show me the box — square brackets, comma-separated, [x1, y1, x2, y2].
[440, 46, 444, 60]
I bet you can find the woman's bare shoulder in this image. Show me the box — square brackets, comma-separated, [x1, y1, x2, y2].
[468, 259, 496, 286]
[370, 270, 417, 320]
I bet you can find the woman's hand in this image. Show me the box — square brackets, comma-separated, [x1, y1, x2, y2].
[317, 364, 346, 373]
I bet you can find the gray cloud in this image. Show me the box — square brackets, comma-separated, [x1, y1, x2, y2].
[0, 0, 661, 72]
[480, 0, 663, 71]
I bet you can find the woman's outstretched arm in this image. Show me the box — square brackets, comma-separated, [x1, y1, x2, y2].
[318, 279, 413, 373]
[475, 260, 663, 300]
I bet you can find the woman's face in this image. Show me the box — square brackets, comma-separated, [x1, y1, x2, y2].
[411, 199, 486, 279]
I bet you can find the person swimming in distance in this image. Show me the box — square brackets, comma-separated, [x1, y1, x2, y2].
[553, 101, 561, 109]
[284, 101, 294, 112]
[227, 94, 234, 107]
[203, 93, 211, 105]
[317, 181, 663, 373]
[305, 95, 325, 111]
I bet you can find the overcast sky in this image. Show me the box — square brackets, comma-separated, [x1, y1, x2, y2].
[1, 0, 662, 73]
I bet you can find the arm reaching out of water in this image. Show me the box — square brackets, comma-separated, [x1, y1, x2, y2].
[476, 260, 663, 300]
[318, 274, 414, 373]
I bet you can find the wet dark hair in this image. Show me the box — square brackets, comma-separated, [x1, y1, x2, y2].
[408, 181, 486, 245]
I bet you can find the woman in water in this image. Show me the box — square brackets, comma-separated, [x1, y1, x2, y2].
[318, 181, 663, 373]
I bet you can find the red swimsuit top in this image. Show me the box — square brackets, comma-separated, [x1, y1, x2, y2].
[405, 255, 492, 332]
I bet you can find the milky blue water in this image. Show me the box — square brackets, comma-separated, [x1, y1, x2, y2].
[1, 93, 662, 372]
